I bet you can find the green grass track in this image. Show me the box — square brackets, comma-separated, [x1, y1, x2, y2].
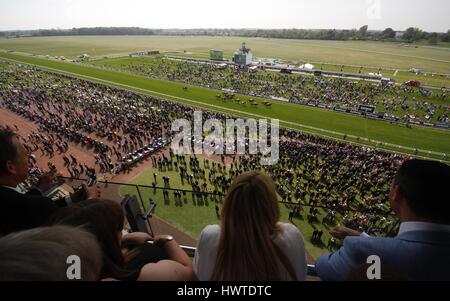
[1, 52, 449, 158]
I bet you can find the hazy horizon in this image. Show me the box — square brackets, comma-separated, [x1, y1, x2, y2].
[1, 0, 449, 33]
[2, 26, 448, 34]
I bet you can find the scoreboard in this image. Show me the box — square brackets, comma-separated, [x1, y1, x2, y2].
[210, 50, 224, 61]
[358, 104, 376, 114]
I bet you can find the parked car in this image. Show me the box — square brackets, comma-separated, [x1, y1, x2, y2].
[403, 80, 421, 87]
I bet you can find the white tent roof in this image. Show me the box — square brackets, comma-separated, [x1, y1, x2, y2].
[300, 63, 314, 70]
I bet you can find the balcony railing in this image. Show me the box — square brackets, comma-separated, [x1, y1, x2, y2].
[146, 240, 318, 278]
[19, 174, 400, 279]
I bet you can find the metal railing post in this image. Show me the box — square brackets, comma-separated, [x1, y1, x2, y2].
[135, 184, 145, 210]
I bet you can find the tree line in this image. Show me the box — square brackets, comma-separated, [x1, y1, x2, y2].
[1, 26, 449, 44]
[1, 27, 155, 37]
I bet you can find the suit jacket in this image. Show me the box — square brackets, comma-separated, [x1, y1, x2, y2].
[0, 186, 67, 236]
[316, 231, 450, 281]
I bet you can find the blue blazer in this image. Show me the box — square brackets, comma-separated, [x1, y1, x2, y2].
[316, 231, 450, 281]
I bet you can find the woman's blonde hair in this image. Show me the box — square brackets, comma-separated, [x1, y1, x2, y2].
[210, 171, 296, 281]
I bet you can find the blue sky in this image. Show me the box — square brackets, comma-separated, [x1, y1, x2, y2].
[0, 0, 449, 32]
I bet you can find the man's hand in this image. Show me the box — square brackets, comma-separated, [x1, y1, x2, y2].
[330, 225, 362, 239]
[86, 185, 101, 200]
[36, 170, 58, 192]
[71, 184, 101, 203]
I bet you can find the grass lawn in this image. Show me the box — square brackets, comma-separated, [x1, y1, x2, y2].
[118, 156, 337, 259]
[1, 52, 449, 158]
[1, 35, 449, 87]
[1, 36, 449, 73]
[316, 63, 448, 87]
[87, 55, 449, 122]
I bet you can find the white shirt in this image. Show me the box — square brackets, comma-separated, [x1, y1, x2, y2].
[193, 223, 307, 281]
[398, 221, 450, 235]
[1, 185, 72, 204]
[0, 185, 22, 194]
[360, 221, 450, 238]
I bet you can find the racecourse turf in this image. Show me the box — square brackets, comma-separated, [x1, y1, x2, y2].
[1, 49, 447, 258]
[87, 55, 449, 122]
[118, 156, 340, 259]
[0, 36, 448, 72]
[1, 51, 449, 158]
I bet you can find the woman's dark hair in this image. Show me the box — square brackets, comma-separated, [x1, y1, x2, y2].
[49, 198, 131, 279]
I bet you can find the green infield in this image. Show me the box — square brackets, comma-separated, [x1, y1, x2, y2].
[86, 55, 449, 122]
[315, 63, 449, 88]
[1, 52, 449, 158]
[118, 156, 341, 259]
[1, 36, 449, 73]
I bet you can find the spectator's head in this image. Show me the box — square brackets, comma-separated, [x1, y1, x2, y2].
[0, 129, 29, 186]
[220, 171, 280, 229]
[211, 171, 295, 281]
[389, 159, 450, 225]
[49, 198, 129, 279]
[0, 225, 102, 281]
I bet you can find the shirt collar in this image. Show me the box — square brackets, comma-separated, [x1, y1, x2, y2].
[398, 221, 450, 235]
[1, 185, 19, 192]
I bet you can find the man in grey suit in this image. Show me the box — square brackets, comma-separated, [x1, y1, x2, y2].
[316, 159, 450, 281]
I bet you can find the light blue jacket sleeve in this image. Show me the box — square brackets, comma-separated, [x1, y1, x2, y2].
[315, 237, 367, 281]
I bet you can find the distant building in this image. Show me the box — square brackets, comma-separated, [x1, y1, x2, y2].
[233, 42, 253, 66]
[299, 63, 315, 70]
[216, 63, 228, 70]
[248, 66, 258, 73]
[128, 51, 155, 57]
[409, 68, 422, 75]
[128, 50, 159, 57]
[78, 53, 90, 60]
[210, 49, 224, 61]
[254, 57, 282, 66]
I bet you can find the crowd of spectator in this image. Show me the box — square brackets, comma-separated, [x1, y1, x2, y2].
[0, 61, 406, 239]
[1, 61, 449, 281]
[96, 57, 449, 123]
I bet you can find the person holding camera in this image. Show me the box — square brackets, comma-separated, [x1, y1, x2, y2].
[0, 129, 99, 236]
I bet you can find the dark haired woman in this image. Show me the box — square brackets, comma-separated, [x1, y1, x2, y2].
[50, 198, 195, 281]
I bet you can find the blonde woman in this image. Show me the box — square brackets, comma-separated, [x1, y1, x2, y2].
[194, 171, 307, 281]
